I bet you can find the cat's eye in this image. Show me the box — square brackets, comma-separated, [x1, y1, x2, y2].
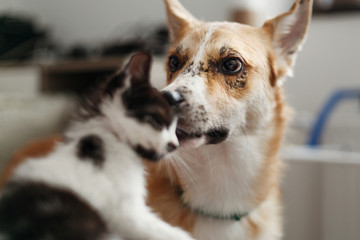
[143, 114, 162, 131]
[222, 58, 243, 75]
[169, 55, 181, 72]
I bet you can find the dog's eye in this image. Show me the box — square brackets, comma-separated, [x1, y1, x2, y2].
[169, 55, 181, 72]
[222, 58, 243, 75]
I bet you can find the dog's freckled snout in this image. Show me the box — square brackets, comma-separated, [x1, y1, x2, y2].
[162, 91, 185, 107]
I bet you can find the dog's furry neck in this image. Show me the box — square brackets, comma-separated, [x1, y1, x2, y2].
[169, 132, 266, 214]
[163, 88, 286, 217]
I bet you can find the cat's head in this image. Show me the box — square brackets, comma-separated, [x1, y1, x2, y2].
[83, 52, 179, 161]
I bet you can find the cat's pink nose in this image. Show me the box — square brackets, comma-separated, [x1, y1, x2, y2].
[167, 142, 178, 152]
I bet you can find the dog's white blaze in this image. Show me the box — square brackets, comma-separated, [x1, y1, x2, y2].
[165, 24, 220, 87]
[192, 24, 220, 67]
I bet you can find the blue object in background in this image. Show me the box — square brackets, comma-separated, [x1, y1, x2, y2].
[307, 89, 360, 147]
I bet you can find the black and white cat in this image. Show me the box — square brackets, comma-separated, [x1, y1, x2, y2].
[0, 52, 194, 240]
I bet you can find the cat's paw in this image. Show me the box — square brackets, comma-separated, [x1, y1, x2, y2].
[161, 227, 195, 240]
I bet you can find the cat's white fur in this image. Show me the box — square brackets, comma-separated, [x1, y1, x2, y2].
[7, 57, 193, 240]
[12, 120, 190, 240]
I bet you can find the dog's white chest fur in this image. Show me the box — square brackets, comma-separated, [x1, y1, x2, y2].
[169, 134, 274, 239]
[174, 135, 265, 214]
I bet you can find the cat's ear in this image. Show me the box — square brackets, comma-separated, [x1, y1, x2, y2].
[105, 52, 152, 96]
[127, 52, 152, 87]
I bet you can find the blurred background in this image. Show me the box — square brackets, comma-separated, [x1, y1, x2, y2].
[0, 0, 359, 239]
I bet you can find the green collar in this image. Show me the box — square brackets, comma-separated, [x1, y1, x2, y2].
[179, 189, 249, 221]
[183, 202, 249, 221]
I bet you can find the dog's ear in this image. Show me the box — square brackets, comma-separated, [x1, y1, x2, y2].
[263, 0, 313, 79]
[164, 0, 199, 41]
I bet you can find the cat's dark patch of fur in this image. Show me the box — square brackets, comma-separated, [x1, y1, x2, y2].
[0, 181, 108, 240]
[105, 72, 127, 97]
[135, 145, 160, 161]
[76, 72, 124, 120]
[122, 85, 174, 130]
[77, 135, 105, 167]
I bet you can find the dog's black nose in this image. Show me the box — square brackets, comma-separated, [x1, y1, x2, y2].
[162, 90, 184, 106]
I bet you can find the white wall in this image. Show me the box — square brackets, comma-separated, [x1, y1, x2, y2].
[283, 158, 360, 240]
[1, 2, 360, 239]
[0, 0, 290, 47]
[286, 14, 360, 117]
[1, 1, 360, 151]
[2, 0, 359, 119]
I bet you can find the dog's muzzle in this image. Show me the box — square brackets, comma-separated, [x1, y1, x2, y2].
[162, 89, 230, 147]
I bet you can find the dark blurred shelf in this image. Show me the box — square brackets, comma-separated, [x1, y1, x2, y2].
[39, 57, 124, 94]
[41, 57, 123, 73]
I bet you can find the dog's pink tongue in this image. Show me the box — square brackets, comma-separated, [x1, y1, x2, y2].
[180, 136, 205, 148]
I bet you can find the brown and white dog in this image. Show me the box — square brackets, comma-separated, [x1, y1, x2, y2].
[145, 0, 313, 239]
[0, 1, 312, 239]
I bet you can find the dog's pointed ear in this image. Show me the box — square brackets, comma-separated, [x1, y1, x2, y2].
[164, 0, 199, 41]
[263, 0, 313, 78]
[127, 52, 152, 86]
